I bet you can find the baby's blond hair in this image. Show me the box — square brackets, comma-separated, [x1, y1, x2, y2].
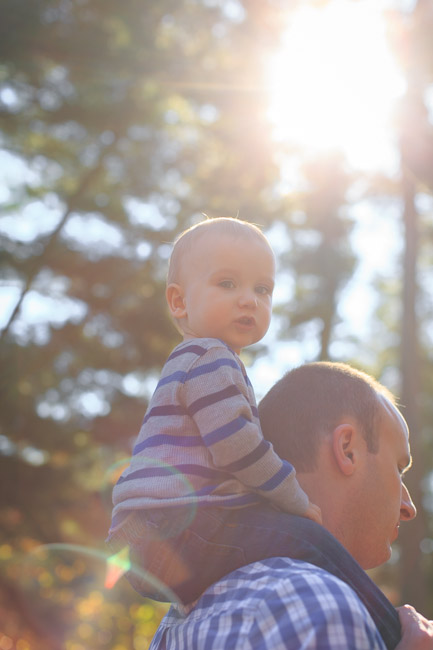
[167, 216, 271, 286]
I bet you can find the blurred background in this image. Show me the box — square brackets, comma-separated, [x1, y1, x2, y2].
[1, 0, 433, 647]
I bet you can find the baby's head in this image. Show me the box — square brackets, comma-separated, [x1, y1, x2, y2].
[166, 216, 275, 354]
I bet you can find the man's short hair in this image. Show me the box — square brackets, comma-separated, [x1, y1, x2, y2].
[258, 362, 397, 472]
[167, 216, 272, 286]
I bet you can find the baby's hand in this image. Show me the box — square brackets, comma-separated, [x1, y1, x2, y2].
[396, 604, 433, 649]
[304, 502, 322, 525]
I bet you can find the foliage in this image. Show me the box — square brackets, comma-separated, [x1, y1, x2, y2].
[1, 0, 433, 647]
[0, 0, 299, 646]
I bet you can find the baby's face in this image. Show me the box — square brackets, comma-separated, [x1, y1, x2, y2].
[177, 233, 275, 353]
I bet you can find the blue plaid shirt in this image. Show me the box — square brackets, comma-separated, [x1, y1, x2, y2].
[149, 558, 387, 650]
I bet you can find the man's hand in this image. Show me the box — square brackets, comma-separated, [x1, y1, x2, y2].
[396, 604, 433, 649]
[304, 501, 322, 525]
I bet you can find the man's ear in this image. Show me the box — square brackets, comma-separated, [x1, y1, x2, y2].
[166, 283, 187, 319]
[332, 423, 359, 476]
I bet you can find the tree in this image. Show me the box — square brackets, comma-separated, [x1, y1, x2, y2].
[0, 1, 323, 646]
[276, 152, 356, 361]
[392, 0, 433, 613]
[4, 0, 431, 645]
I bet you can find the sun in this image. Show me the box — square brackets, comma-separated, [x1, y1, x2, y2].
[266, 0, 405, 170]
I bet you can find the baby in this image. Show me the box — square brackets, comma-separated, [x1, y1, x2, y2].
[108, 217, 321, 604]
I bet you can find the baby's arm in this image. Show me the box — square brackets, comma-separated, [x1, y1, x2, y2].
[185, 345, 319, 518]
[396, 605, 433, 649]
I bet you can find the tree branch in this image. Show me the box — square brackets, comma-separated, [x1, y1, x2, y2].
[0, 142, 116, 343]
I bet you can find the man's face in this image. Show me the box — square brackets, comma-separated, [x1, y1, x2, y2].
[177, 233, 275, 354]
[350, 398, 416, 569]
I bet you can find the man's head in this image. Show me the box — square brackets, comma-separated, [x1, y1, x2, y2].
[259, 362, 416, 569]
[166, 217, 275, 353]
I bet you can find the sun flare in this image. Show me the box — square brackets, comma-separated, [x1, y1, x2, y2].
[266, 0, 405, 170]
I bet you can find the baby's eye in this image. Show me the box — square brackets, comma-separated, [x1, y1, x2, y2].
[255, 285, 272, 295]
[219, 280, 235, 289]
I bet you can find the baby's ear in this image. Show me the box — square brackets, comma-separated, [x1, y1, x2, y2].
[166, 283, 187, 319]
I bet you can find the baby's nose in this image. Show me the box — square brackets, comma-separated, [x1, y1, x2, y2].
[238, 290, 257, 308]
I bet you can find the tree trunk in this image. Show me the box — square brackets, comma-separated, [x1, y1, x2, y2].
[398, 166, 428, 613]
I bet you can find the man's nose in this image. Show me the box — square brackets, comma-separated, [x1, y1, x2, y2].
[400, 483, 417, 521]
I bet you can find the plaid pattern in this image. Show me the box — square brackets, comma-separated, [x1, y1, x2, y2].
[149, 558, 387, 650]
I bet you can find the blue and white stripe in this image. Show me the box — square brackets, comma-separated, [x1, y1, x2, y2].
[110, 338, 308, 534]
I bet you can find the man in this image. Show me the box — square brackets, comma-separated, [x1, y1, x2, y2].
[149, 362, 433, 649]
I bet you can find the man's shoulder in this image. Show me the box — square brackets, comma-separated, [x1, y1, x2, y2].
[193, 557, 366, 613]
[154, 558, 386, 650]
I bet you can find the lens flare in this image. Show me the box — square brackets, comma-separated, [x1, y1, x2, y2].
[26, 543, 181, 603]
[102, 455, 199, 536]
[2, 542, 171, 646]
[104, 546, 131, 589]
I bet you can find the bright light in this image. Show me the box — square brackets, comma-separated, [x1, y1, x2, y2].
[266, 1, 405, 170]
[105, 546, 131, 589]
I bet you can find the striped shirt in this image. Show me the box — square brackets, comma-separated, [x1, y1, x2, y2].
[149, 558, 388, 650]
[110, 338, 308, 532]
